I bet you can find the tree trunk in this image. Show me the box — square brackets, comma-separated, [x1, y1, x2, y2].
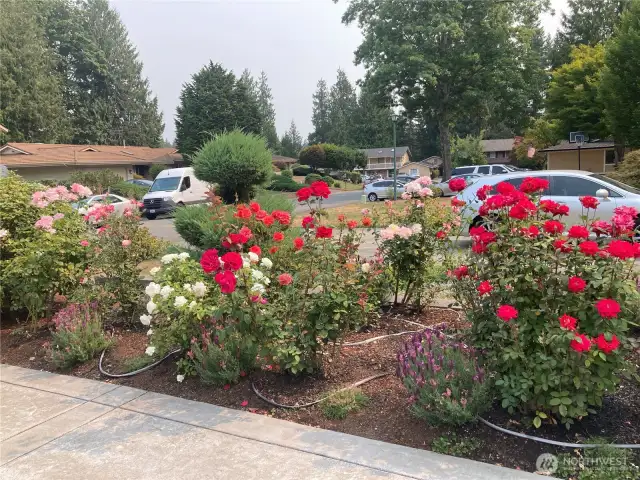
[614, 137, 624, 166]
[439, 117, 452, 180]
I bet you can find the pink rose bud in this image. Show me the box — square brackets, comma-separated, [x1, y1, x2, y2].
[121, 239, 131, 247]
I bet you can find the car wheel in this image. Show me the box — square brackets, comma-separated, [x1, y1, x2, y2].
[367, 193, 378, 202]
[145, 212, 157, 220]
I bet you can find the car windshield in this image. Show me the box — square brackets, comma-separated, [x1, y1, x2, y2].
[591, 174, 640, 195]
[149, 176, 180, 192]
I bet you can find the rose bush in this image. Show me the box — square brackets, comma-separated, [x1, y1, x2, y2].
[449, 177, 637, 428]
[143, 182, 383, 378]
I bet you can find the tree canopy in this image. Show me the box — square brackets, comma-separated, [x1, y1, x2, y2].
[451, 135, 486, 167]
[279, 120, 303, 158]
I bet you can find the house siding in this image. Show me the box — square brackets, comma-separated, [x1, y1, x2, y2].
[546, 150, 605, 173]
[10, 165, 132, 182]
[398, 163, 431, 177]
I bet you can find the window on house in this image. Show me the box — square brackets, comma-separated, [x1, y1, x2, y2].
[489, 151, 497, 159]
[410, 168, 418, 176]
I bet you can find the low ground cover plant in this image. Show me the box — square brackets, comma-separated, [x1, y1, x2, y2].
[320, 389, 369, 420]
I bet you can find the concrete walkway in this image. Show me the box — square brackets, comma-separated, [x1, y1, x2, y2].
[0, 364, 539, 480]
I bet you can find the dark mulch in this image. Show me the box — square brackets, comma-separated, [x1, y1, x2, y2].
[1, 307, 639, 474]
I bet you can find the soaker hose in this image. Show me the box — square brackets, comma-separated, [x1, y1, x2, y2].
[98, 348, 181, 378]
[251, 372, 390, 409]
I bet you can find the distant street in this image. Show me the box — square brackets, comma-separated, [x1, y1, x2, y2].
[296, 190, 364, 212]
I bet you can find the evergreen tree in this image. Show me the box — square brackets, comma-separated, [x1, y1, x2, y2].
[350, 88, 393, 148]
[280, 120, 303, 158]
[327, 69, 358, 146]
[175, 62, 261, 157]
[0, 0, 70, 142]
[309, 79, 330, 144]
[257, 71, 279, 151]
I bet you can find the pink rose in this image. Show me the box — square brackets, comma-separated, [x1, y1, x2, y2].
[122, 239, 131, 247]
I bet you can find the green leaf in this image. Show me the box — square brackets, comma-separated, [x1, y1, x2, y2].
[533, 416, 542, 428]
[558, 404, 568, 417]
[549, 398, 562, 406]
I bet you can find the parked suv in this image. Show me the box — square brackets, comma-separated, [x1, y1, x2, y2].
[451, 164, 520, 177]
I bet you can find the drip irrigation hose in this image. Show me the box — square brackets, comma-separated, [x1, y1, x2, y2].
[477, 416, 640, 449]
[98, 348, 182, 378]
[342, 330, 421, 346]
[251, 373, 391, 409]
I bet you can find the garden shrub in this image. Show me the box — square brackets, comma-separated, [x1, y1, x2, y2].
[397, 327, 490, 425]
[266, 176, 304, 192]
[334, 181, 343, 189]
[254, 189, 294, 214]
[448, 177, 637, 428]
[305, 173, 323, 184]
[298, 145, 327, 170]
[320, 389, 369, 419]
[280, 169, 293, 179]
[191, 331, 257, 386]
[0, 172, 42, 240]
[49, 303, 112, 369]
[110, 181, 148, 200]
[608, 149, 640, 188]
[193, 130, 272, 203]
[292, 164, 312, 176]
[143, 182, 381, 377]
[69, 170, 122, 194]
[321, 175, 335, 186]
[149, 164, 167, 180]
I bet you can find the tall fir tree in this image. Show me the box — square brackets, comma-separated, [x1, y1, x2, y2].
[279, 120, 303, 158]
[175, 62, 262, 157]
[309, 79, 330, 144]
[256, 71, 279, 151]
[0, 0, 70, 142]
[327, 69, 358, 146]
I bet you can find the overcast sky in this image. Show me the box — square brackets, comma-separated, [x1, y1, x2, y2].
[112, 0, 568, 143]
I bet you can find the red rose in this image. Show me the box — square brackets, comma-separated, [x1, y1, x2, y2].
[436, 230, 447, 240]
[215, 270, 237, 294]
[200, 249, 221, 273]
[221, 252, 243, 271]
[568, 276, 586, 293]
[595, 333, 620, 354]
[234, 205, 252, 219]
[249, 245, 261, 256]
[472, 242, 488, 254]
[519, 177, 549, 194]
[606, 240, 635, 259]
[239, 225, 253, 239]
[448, 177, 467, 192]
[316, 226, 333, 238]
[451, 197, 466, 207]
[262, 215, 275, 226]
[496, 182, 516, 195]
[296, 187, 312, 202]
[578, 241, 599, 256]
[553, 238, 572, 253]
[485, 194, 508, 211]
[255, 209, 267, 220]
[453, 265, 469, 279]
[591, 220, 612, 236]
[509, 204, 528, 220]
[568, 225, 589, 239]
[559, 314, 577, 331]
[556, 204, 570, 216]
[497, 305, 518, 322]
[250, 202, 261, 213]
[272, 210, 291, 226]
[540, 199, 560, 214]
[293, 237, 304, 250]
[278, 273, 293, 286]
[520, 225, 540, 238]
[635, 243, 640, 258]
[347, 220, 357, 229]
[579, 196, 599, 209]
[361, 217, 373, 227]
[543, 220, 564, 235]
[477, 185, 492, 201]
[269, 246, 278, 254]
[229, 232, 250, 245]
[570, 333, 591, 352]
[302, 216, 315, 229]
[470, 225, 497, 245]
[477, 281, 493, 296]
[309, 181, 331, 198]
[595, 298, 621, 318]
[273, 232, 285, 242]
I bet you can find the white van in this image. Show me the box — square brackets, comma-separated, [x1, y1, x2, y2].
[142, 167, 210, 220]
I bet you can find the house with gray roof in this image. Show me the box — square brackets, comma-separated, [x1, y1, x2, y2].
[360, 146, 411, 178]
[481, 138, 516, 164]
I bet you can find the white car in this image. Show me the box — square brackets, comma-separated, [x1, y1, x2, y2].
[364, 180, 406, 201]
[75, 194, 135, 215]
[434, 174, 482, 197]
[457, 170, 640, 231]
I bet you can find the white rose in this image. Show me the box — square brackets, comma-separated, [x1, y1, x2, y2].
[146, 300, 157, 315]
[248, 252, 259, 263]
[140, 314, 152, 326]
[411, 223, 422, 234]
[243, 259, 250, 269]
[146, 328, 154, 336]
[178, 252, 190, 260]
[145, 282, 161, 298]
[251, 269, 265, 282]
[176, 374, 185, 383]
[0, 229, 8, 239]
[161, 254, 178, 264]
[149, 267, 160, 276]
[188, 300, 197, 309]
[250, 283, 266, 295]
[160, 285, 174, 299]
[361, 263, 371, 273]
[182, 283, 192, 292]
[174, 296, 188, 307]
[78, 207, 88, 215]
[260, 258, 273, 269]
[145, 346, 156, 356]
[192, 282, 207, 298]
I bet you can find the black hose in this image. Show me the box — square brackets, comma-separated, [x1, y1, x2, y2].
[98, 348, 181, 378]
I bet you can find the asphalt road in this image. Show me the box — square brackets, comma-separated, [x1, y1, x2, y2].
[296, 190, 365, 212]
